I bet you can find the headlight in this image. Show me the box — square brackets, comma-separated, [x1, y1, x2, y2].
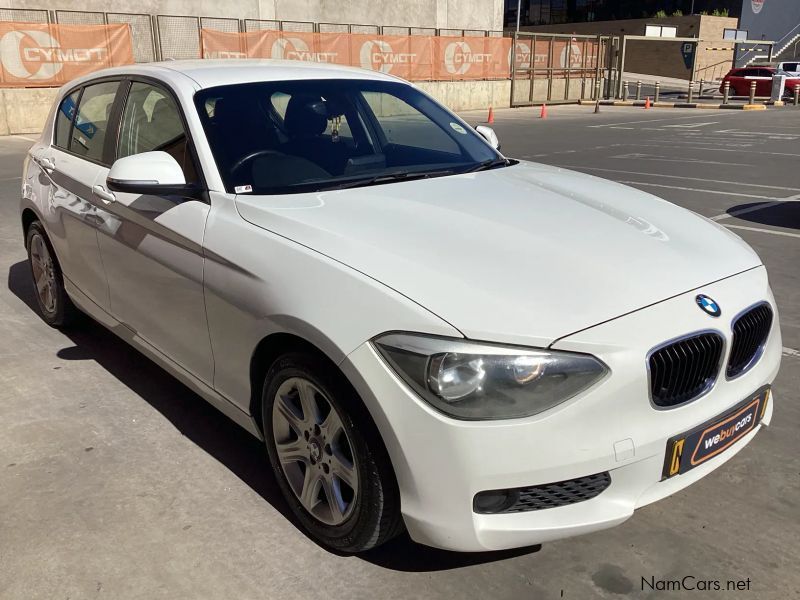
[373, 333, 608, 420]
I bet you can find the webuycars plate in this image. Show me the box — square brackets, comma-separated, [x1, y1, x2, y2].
[662, 385, 770, 479]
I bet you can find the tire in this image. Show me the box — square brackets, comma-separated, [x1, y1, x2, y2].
[262, 352, 403, 553]
[26, 220, 79, 328]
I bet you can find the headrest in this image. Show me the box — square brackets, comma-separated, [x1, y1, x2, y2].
[284, 94, 328, 138]
[151, 97, 178, 120]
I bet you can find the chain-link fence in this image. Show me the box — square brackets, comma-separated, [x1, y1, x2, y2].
[0, 8, 501, 62]
[0, 7, 48, 23]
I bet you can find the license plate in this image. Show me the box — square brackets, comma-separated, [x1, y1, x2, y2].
[662, 385, 770, 480]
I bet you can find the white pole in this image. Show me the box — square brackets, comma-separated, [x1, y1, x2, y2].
[516, 0, 522, 33]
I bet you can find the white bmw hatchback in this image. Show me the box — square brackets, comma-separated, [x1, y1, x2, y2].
[21, 60, 781, 553]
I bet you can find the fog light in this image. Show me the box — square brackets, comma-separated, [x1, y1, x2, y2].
[473, 489, 520, 514]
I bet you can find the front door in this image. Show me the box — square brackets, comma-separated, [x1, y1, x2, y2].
[95, 80, 213, 384]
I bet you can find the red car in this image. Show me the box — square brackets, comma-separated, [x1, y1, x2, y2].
[720, 66, 800, 97]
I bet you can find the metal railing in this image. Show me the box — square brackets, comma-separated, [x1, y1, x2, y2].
[0, 8, 501, 63]
[510, 32, 611, 106]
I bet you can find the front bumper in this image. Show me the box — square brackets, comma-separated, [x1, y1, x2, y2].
[339, 267, 781, 551]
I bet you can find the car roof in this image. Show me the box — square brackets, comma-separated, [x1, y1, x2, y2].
[68, 59, 404, 91]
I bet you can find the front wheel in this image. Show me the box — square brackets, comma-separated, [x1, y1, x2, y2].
[262, 352, 403, 553]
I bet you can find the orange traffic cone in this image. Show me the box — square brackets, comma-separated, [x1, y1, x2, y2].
[540, 103, 547, 119]
[487, 106, 494, 124]
[644, 96, 651, 109]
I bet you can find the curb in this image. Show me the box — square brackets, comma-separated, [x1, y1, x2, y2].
[579, 99, 767, 110]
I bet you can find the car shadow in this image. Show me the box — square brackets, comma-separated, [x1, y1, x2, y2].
[360, 534, 541, 572]
[6, 259, 543, 572]
[726, 201, 800, 230]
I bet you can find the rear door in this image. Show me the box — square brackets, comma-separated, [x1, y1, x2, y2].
[94, 78, 213, 384]
[35, 80, 122, 310]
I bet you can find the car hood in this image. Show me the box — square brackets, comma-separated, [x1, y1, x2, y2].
[235, 162, 761, 347]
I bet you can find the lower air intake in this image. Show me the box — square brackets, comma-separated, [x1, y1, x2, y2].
[473, 472, 612, 514]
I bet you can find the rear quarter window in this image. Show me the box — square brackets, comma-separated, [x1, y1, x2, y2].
[54, 91, 79, 149]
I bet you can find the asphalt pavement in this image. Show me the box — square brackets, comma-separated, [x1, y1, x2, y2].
[1, 105, 798, 599]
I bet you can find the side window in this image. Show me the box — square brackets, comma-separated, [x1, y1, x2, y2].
[70, 81, 119, 162]
[54, 91, 79, 149]
[118, 82, 198, 183]
[361, 91, 460, 154]
[270, 91, 290, 120]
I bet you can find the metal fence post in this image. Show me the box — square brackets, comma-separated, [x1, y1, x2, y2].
[723, 81, 730, 104]
[749, 81, 756, 104]
[151, 14, 162, 61]
[654, 82, 660, 103]
[510, 30, 517, 108]
[636, 80, 642, 101]
[616, 35, 627, 99]
[795, 86, 800, 106]
[687, 80, 694, 103]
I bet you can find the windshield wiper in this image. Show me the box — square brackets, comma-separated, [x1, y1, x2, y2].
[322, 169, 457, 191]
[464, 157, 512, 173]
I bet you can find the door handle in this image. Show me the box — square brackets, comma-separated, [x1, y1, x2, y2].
[92, 185, 116, 204]
[35, 155, 55, 173]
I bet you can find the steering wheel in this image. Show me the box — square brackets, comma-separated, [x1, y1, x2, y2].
[230, 150, 279, 176]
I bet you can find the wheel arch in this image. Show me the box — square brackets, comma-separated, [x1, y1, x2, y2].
[21, 207, 39, 241]
[248, 332, 331, 433]
[248, 330, 400, 482]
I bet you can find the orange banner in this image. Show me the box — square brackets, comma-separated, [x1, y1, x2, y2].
[348, 33, 435, 80]
[0, 22, 133, 87]
[201, 29, 513, 81]
[510, 37, 601, 74]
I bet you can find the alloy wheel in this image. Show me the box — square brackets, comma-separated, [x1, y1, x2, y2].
[272, 377, 359, 526]
[30, 232, 57, 314]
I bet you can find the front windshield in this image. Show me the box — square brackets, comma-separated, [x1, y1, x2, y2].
[194, 79, 503, 194]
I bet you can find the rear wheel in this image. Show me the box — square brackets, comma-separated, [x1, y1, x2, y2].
[262, 352, 402, 553]
[26, 221, 79, 328]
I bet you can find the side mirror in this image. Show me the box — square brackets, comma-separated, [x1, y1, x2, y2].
[475, 125, 500, 150]
[106, 151, 188, 195]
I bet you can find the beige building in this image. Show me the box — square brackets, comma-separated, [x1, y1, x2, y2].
[511, 14, 738, 81]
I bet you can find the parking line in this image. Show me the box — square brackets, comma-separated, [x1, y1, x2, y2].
[550, 166, 800, 192]
[628, 144, 800, 158]
[723, 224, 800, 239]
[612, 153, 748, 166]
[663, 122, 718, 128]
[715, 129, 800, 138]
[588, 112, 734, 128]
[712, 201, 790, 221]
[711, 193, 800, 222]
[614, 180, 785, 201]
[783, 347, 800, 358]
